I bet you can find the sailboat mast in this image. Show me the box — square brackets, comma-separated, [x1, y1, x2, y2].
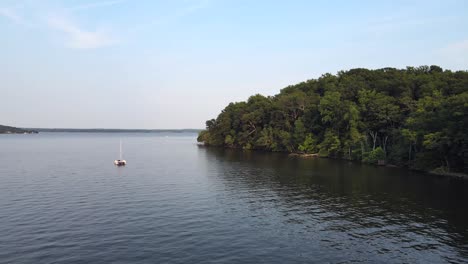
[120, 139, 122, 160]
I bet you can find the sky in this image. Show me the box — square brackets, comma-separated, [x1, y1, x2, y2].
[0, 0, 467, 129]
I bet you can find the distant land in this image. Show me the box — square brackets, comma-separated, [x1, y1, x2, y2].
[0, 125, 38, 134]
[0, 125, 201, 134]
[28, 128, 202, 133]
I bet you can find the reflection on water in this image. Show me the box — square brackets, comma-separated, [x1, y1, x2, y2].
[0, 133, 467, 263]
[202, 147, 468, 263]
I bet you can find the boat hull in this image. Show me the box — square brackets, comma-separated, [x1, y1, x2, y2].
[114, 160, 127, 166]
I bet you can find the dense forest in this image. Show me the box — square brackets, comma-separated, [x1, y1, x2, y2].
[198, 66, 468, 174]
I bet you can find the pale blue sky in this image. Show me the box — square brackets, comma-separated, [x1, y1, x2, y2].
[1, 0, 467, 129]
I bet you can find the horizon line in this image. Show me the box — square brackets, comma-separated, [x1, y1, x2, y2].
[25, 127, 203, 131]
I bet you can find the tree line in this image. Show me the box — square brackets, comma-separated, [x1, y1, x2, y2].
[198, 66, 468, 174]
[0, 124, 37, 134]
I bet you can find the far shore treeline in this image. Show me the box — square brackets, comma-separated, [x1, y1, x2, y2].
[30, 128, 201, 133]
[198, 66, 468, 175]
[0, 126, 201, 134]
[0, 125, 37, 134]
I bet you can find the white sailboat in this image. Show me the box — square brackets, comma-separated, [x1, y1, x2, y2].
[114, 139, 127, 166]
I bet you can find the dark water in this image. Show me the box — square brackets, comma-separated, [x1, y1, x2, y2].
[0, 133, 467, 263]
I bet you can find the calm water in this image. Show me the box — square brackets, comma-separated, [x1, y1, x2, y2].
[0, 133, 467, 263]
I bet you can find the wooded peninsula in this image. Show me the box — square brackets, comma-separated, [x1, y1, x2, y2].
[198, 66, 468, 175]
[0, 125, 37, 134]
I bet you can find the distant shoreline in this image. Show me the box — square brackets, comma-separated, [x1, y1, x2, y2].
[26, 128, 202, 133]
[0, 124, 38, 134]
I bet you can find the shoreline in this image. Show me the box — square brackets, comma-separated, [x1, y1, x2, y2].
[0, 131, 38, 134]
[199, 145, 468, 181]
[289, 152, 468, 180]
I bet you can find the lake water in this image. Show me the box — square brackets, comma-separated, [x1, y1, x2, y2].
[0, 133, 467, 263]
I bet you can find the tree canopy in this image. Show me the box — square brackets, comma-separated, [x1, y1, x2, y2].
[198, 66, 468, 174]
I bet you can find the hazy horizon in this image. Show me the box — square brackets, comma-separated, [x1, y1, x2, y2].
[24, 127, 203, 130]
[1, 0, 467, 129]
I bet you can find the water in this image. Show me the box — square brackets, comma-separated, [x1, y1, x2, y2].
[0, 133, 467, 263]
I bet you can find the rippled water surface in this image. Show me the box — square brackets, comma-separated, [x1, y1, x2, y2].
[1, 133, 467, 263]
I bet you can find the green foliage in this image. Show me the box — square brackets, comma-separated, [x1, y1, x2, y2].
[255, 127, 274, 150]
[197, 130, 210, 144]
[363, 147, 386, 164]
[319, 91, 342, 125]
[224, 135, 235, 147]
[276, 130, 293, 152]
[293, 118, 306, 147]
[243, 142, 253, 150]
[318, 130, 341, 157]
[198, 66, 468, 173]
[298, 134, 317, 153]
